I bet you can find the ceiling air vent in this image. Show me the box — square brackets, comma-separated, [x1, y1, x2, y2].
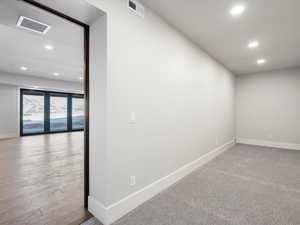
[128, 0, 145, 18]
[17, 16, 51, 35]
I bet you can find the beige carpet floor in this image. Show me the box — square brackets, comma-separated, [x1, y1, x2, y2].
[83, 144, 300, 225]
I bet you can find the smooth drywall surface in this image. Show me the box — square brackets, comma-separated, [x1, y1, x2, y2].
[0, 71, 82, 93]
[90, 14, 108, 205]
[236, 68, 300, 145]
[0, 83, 18, 139]
[87, 0, 235, 207]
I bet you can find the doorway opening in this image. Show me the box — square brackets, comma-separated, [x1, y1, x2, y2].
[19, 0, 92, 210]
[0, 0, 103, 224]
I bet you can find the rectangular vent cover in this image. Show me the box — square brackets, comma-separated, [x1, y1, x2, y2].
[17, 16, 51, 35]
[128, 0, 145, 18]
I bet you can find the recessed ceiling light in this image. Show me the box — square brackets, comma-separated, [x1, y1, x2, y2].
[230, 4, 246, 16]
[20, 66, 28, 71]
[45, 44, 54, 50]
[257, 58, 266, 65]
[33, 86, 39, 89]
[248, 41, 259, 49]
[53, 72, 60, 76]
[79, 77, 84, 80]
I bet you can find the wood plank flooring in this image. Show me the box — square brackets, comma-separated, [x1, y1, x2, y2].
[81, 217, 101, 225]
[0, 132, 91, 225]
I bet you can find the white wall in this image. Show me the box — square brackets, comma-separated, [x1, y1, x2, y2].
[236, 68, 300, 149]
[0, 71, 82, 93]
[90, 14, 109, 205]
[0, 83, 19, 139]
[87, 0, 235, 224]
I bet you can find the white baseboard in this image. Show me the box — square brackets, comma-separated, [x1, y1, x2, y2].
[89, 139, 236, 225]
[88, 197, 108, 224]
[236, 137, 300, 151]
[0, 133, 18, 140]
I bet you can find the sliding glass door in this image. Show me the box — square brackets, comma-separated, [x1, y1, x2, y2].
[20, 89, 84, 136]
[72, 97, 84, 130]
[50, 95, 68, 132]
[22, 91, 45, 135]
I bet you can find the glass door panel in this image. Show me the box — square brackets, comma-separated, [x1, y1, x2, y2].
[72, 97, 84, 130]
[21, 89, 84, 135]
[50, 96, 68, 132]
[22, 94, 45, 135]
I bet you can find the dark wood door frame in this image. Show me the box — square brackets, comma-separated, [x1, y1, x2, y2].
[20, 0, 90, 208]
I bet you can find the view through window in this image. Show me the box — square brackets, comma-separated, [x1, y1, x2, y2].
[21, 89, 84, 135]
[72, 97, 84, 130]
[50, 96, 68, 132]
[23, 94, 45, 134]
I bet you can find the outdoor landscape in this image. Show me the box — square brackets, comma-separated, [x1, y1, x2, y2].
[23, 95, 84, 134]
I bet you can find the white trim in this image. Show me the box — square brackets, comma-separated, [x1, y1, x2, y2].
[89, 139, 235, 225]
[17, 87, 21, 136]
[88, 196, 108, 225]
[0, 133, 18, 140]
[236, 138, 300, 151]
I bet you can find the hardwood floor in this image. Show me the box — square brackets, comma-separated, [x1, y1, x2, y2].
[0, 132, 91, 225]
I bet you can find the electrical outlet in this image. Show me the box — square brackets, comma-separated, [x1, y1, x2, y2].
[130, 176, 136, 186]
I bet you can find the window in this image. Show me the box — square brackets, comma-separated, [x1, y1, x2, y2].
[20, 89, 84, 136]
